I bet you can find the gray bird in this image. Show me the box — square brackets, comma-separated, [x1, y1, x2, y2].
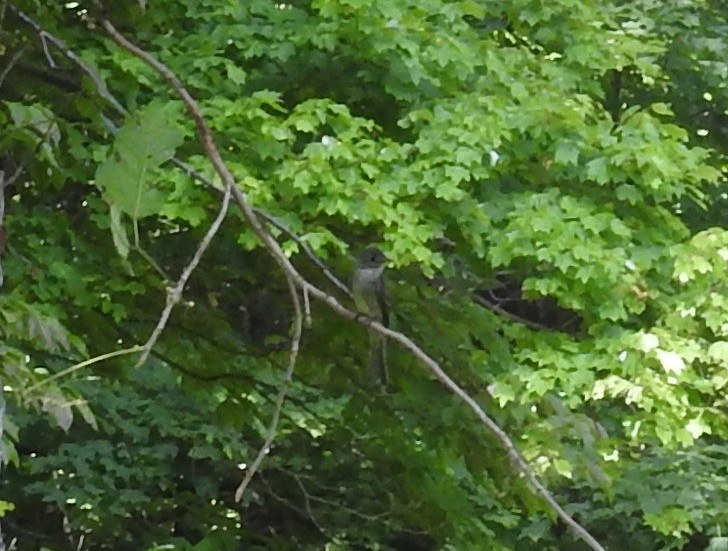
[351, 247, 389, 386]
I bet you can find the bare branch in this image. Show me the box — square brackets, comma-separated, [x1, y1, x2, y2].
[291, 473, 322, 532]
[253, 208, 353, 300]
[136, 183, 232, 367]
[234, 273, 303, 502]
[88, 12, 603, 550]
[24, 345, 144, 395]
[0, 45, 26, 90]
[39, 31, 56, 68]
[163, 160, 353, 299]
[7, 4, 127, 116]
[259, 474, 325, 533]
[472, 292, 550, 331]
[302, 286, 312, 327]
[9, 4, 351, 301]
[269, 468, 389, 524]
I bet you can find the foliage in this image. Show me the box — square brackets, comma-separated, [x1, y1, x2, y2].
[1, 0, 728, 549]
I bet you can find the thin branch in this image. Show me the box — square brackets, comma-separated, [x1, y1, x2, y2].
[167, 158, 354, 301]
[0, 45, 26, 90]
[253, 208, 353, 299]
[306, 491, 390, 522]
[7, 4, 127, 116]
[234, 273, 303, 502]
[9, 4, 351, 301]
[302, 286, 312, 327]
[93, 13, 603, 550]
[24, 345, 144, 394]
[136, 182, 231, 367]
[291, 473, 322, 532]
[472, 292, 550, 331]
[0, 161, 24, 199]
[259, 474, 325, 534]
[278, 469, 406, 529]
[39, 31, 56, 68]
[168, 157, 352, 302]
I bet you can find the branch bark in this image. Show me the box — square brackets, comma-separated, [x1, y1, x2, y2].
[234, 273, 302, 502]
[4, 5, 606, 548]
[94, 14, 605, 551]
[135, 182, 231, 367]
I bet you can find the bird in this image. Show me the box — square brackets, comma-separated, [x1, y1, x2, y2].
[351, 247, 389, 386]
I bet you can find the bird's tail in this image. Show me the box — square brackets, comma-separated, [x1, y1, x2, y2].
[368, 329, 388, 386]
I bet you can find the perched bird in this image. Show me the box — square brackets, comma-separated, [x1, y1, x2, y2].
[351, 247, 389, 385]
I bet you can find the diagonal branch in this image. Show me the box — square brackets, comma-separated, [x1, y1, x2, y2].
[0, 45, 26, 90]
[8, 5, 350, 301]
[136, 182, 231, 367]
[0, 5, 600, 548]
[7, 4, 127, 116]
[96, 14, 605, 551]
[253, 208, 353, 300]
[234, 272, 303, 502]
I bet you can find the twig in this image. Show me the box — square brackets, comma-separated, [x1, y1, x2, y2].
[94, 13, 604, 550]
[24, 345, 144, 394]
[9, 4, 352, 301]
[292, 473, 322, 531]
[303, 286, 311, 327]
[259, 474, 325, 533]
[169, 155, 352, 302]
[0, 45, 26, 90]
[135, 182, 231, 367]
[306, 491, 390, 522]
[253, 208, 353, 299]
[7, 4, 127, 116]
[472, 292, 549, 331]
[39, 31, 56, 68]
[234, 273, 302, 502]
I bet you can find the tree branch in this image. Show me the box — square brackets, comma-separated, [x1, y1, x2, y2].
[234, 273, 303, 502]
[24, 345, 144, 395]
[259, 474, 326, 534]
[67, 9, 604, 550]
[7, 4, 127, 116]
[9, 4, 352, 302]
[0, 45, 26, 90]
[253, 208, 353, 300]
[135, 182, 231, 367]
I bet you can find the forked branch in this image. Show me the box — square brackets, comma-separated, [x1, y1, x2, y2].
[7, 5, 606, 549]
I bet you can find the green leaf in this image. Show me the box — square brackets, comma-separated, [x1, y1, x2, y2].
[707, 537, 728, 551]
[41, 391, 73, 432]
[554, 141, 579, 165]
[586, 157, 609, 184]
[458, 0, 485, 18]
[109, 203, 130, 260]
[650, 102, 674, 116]
[95, 102, 184, 219]
[708, 341, 728, 363]
[225, 64, 247, 85]
[552, 458, 573, 478]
